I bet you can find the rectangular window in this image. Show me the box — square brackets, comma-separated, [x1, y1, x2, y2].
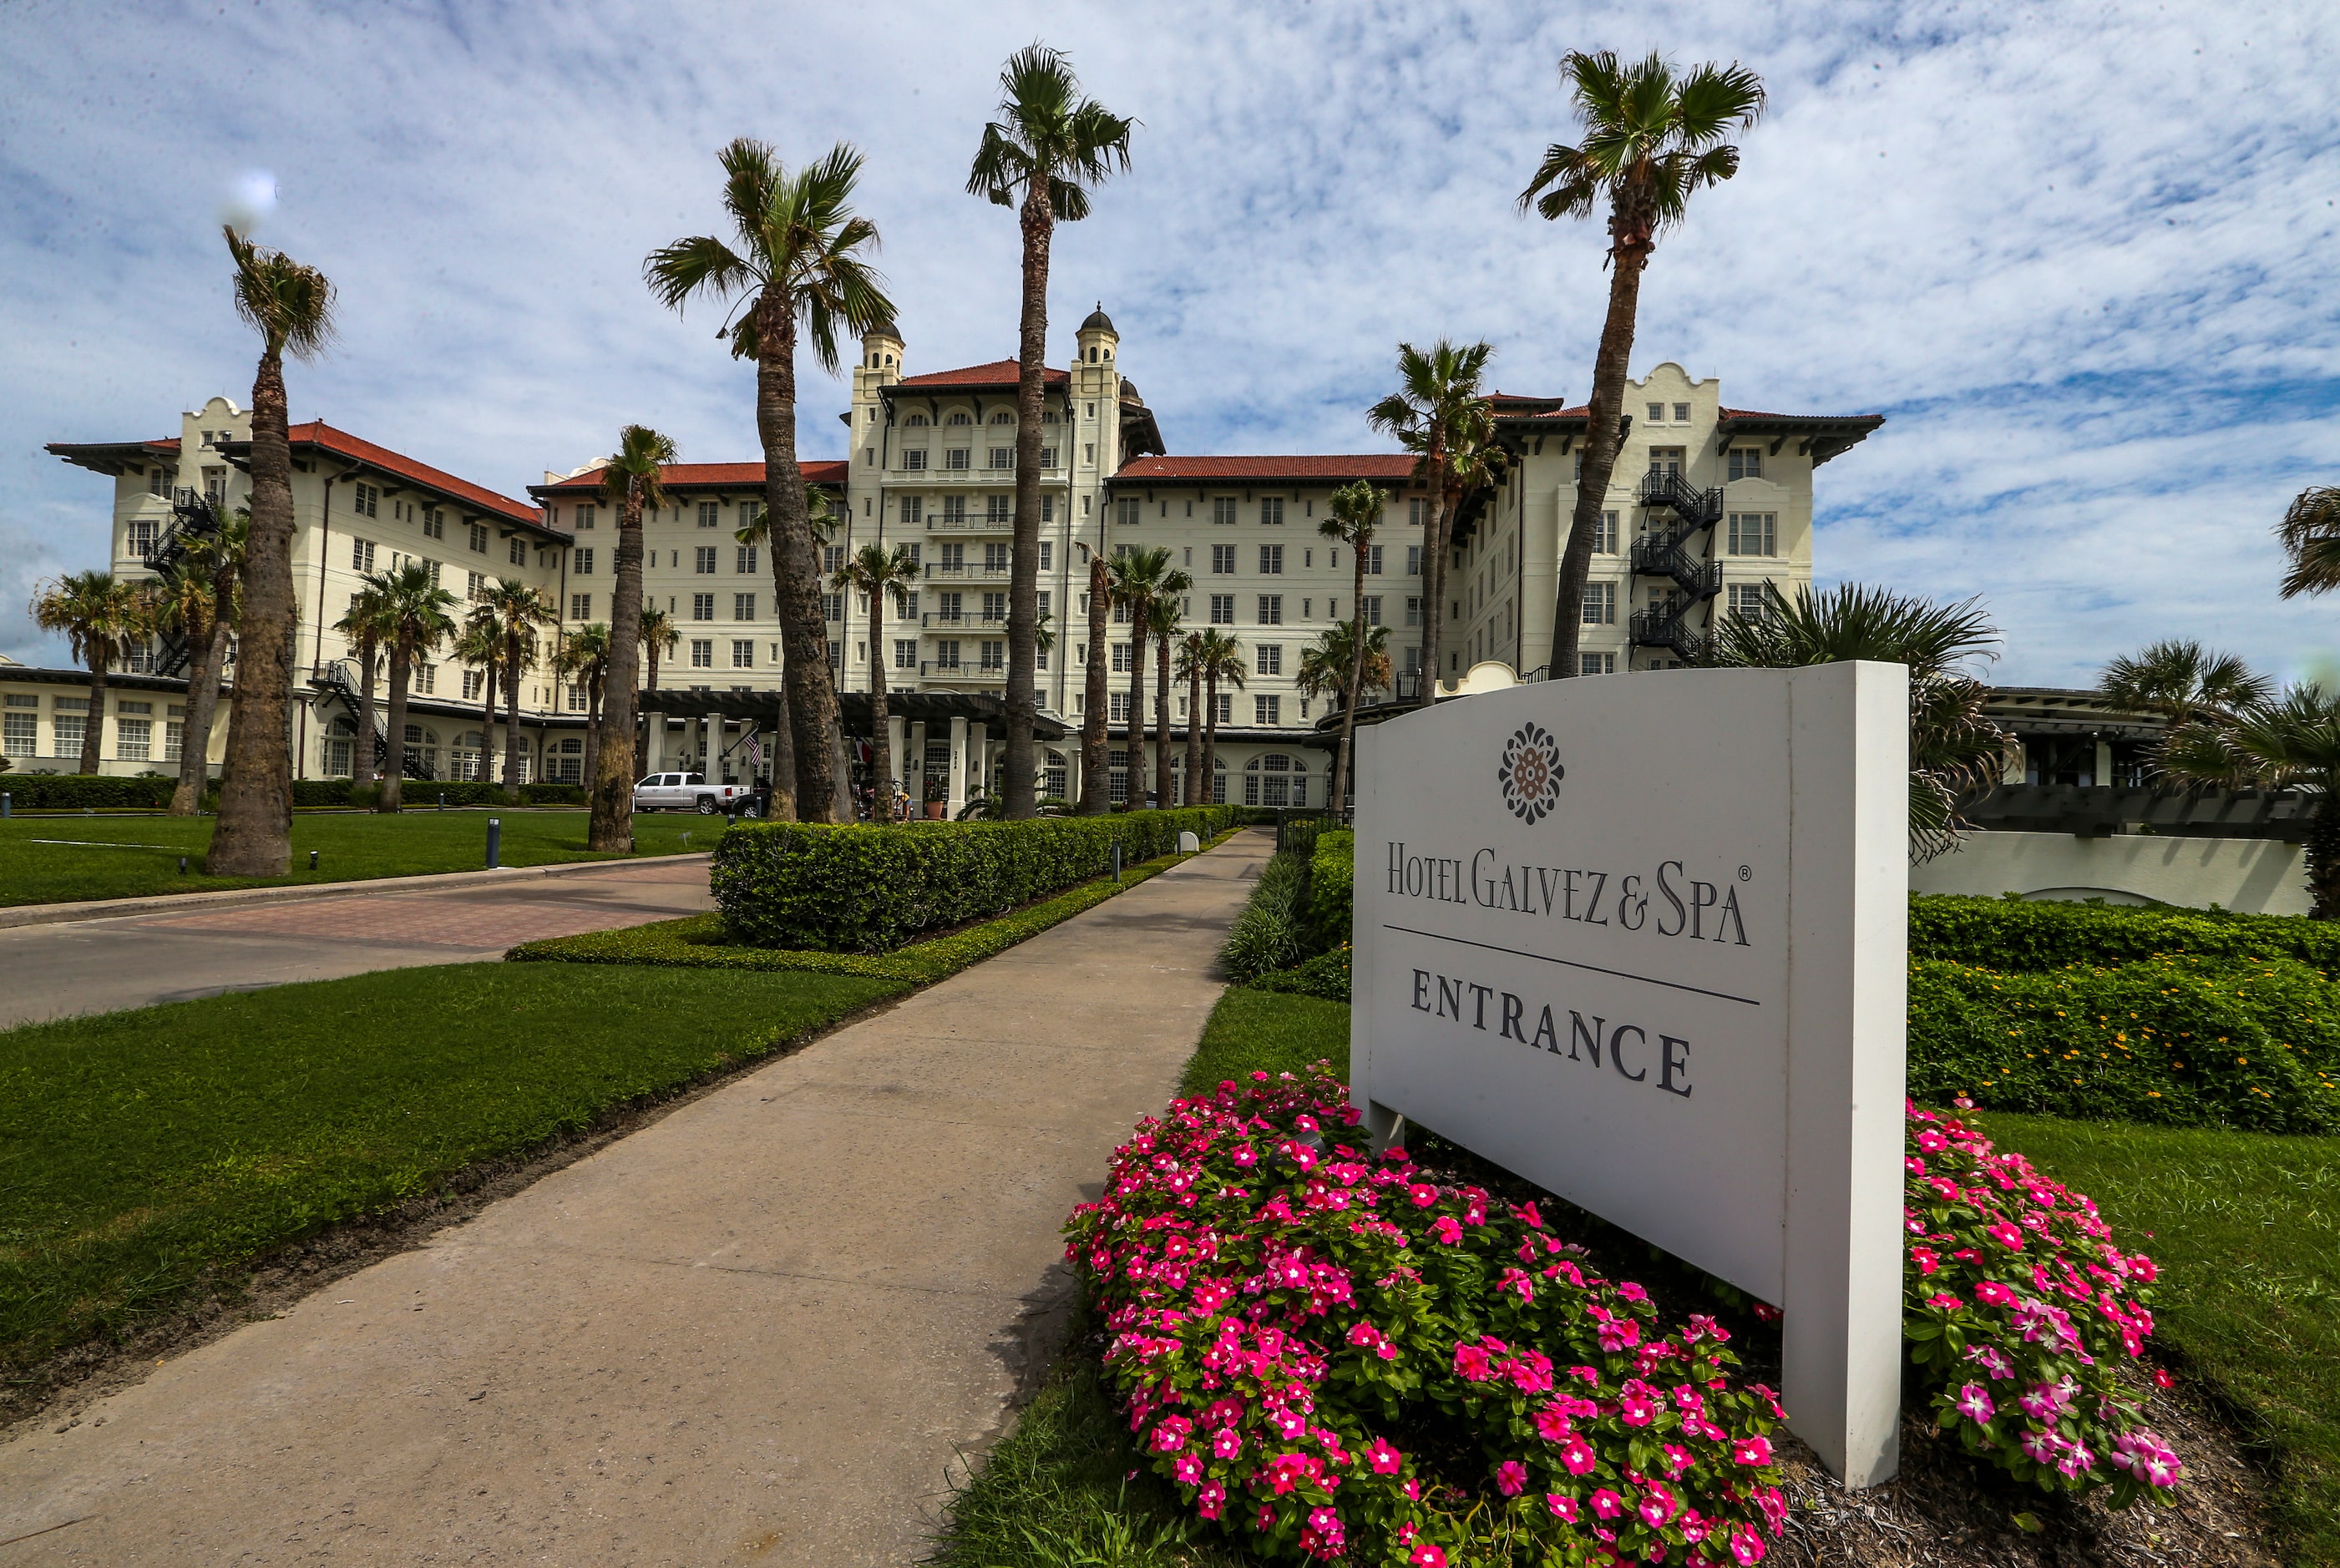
[1040, 445, 1058, 469]
[509, 537, 527, 565]
[575, 503, 596, 529]
[1112, 641, 1132, 673]
[1592, 511, 1618, 554]
[824, 544, 845, 575]
[567, 682, 588, 711]
[696, 502, 719, 528]
[1363, 594, 1383, 625]
[890, 638, 914, 669]
[1109, 692, 1129, 724]
[1260, 497, 1285, 526]
[1728, 448, 1763, 482]
[1406, 544, 1423, 576]
[936, 591, 963, 622]
[975, 494, 1005, 526]
[1728, 512, 1779, 556]
[163, 720, 184, 761]
[1116, 497, 1140, 526]
[690, 639, 714, 668]
[1646, 402, 1664, 423]
[694, 546, 717, 574]
[1255, 643, 1283, 675]
[146, 467, 168, 498]
[898, 496, 923, 528]
[732, 593, 756, 621]
[570, 593, 591, 620]
[53, 709, 86, 753]
[735, 545, 757, 574]
[1405, 596, 1421, 627]
[1210, 544, 1236, 574]
[1729, 583, 1777, 622]
[351, 538, 375, 572]
[1257, 594, 1284, 625]
[1581, 582, 1616, 625]
[732, 640, 755, 668]
[823, 594, 843, 623]
[691, 593, 715, 621]
[116, 718, 150, 761]
[2, 711, 34, 755]
[1259, 544, 1284, 574]
[983, 542, 1010, 573]
[1647, 447, 1686, 480]
[936, 640, 961, 670]
[1360, 544, 1383, 575]
[421, 507, 444, 540]
[126, 517, 159, 559]
[1213, 497, 1238, 526]
[940, 495, 968, 525]
[463, 669, 483, 701]
[980, 640, 1005, 670]
[1036, 541, 1052, 572]
[1212, 693, 1232, 726]
[467, 570, 486, 600]
[354, 482, 380, 518]
[1580, 652, 1616, 675]
[988, 447, 1014, 470]
[904, 448, 929, 471]
[1674, 402, 1691, 422]
[469, 522, 489, 554]
[1254, 695, 1281, 726]
[1208, 594, 1235, 625]
[981, 590, 1006, 622]
[945, 448, 971, 471]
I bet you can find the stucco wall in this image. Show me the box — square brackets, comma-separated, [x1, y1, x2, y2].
[1909, 830, 2310, 916]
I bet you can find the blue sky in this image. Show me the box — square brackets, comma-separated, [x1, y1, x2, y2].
[3, 0, 2336, 685]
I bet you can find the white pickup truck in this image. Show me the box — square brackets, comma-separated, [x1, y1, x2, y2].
[631, 772, 757, 815]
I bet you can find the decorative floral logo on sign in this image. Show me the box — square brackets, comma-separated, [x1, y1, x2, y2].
[1497, 721, 1565, 823]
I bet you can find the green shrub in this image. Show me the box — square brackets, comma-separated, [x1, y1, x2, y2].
[291, 779, 352, 807]
[0, 775, 174, 810]
[708, 807, 1234, 952]
[1910, 953, 2340, 1131]
[1305, 828, 1353, 949]
[1912, 893, 2340, 971]
[519, 782, 586, 805]
[1243, 943, 1352, 1003]
[1219, 851, 1309, 981]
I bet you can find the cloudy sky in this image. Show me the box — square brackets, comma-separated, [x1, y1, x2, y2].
[3, 1, 2335, 685]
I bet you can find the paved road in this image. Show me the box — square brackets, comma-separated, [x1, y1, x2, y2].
[0, 858, 716, 1029]
[0, 830, 1271, 1565]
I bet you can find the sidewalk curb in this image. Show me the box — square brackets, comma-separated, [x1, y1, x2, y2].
[0, 853, 714, 932]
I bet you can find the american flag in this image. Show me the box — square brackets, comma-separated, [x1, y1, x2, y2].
[746, 731, 763, 773]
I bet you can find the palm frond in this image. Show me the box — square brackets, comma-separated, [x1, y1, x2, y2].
[2277, 485, 2340, 599]
[223, 225, 337, 361]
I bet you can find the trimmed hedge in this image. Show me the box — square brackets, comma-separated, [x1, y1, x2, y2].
[0, 774, 175, 810]
[1306, 828, 1353, 949]
[1909, 953, 2340, 1132]
[709, 807, 1235, 953]
[1912, 892, 2340, 971]
[286, 779, 586, 808]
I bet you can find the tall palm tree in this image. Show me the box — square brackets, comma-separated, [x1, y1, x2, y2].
[1106, 545, 1188, 808]
[2277, 485, 2340, 601]
[332, 575, 394, 789]
[30, 571, 144, 775]
[639, 603, 681, 698]
[167, 509, 246, 813]
[590, 424, 676, 848]
[1147, 597, 1181, 811]
[635, 602, 682, 793]
[1300, 619, 1393, 812]
[557, 622, 613, 792]
[377, 562, 458, 812]
[1319, 479, 1385, 810]
[1701, 583, 2003, 860]
[645, 139, 894, 824]
[482, 578, 552, 797]
[1174, 630, 1207, 805]
[2158, 685, 2340, 917]
[836, 541, 920, 818]
[453, 615, 502, 783]
[1080, 548, 1112, 813]
[2098, 640, 2272, 726]
[1520, 50, 1765, 681]
[732, 488, 837, 817]
[1194, 627, 1247, 807]
[209, 225, 336, 877]
[968, 42, 1138, 821]
[1368, 340, 1493, 705]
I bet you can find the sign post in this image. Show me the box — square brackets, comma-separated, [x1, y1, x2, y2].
[1349, 662, 1907, 1486]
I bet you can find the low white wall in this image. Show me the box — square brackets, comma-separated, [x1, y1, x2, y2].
[1910, 830, 2310, 916]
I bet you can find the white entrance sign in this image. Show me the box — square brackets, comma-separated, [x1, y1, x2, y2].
[1350, 661, 1907, 1487]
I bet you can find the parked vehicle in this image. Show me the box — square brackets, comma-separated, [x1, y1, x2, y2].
[631, 772, 754, 815]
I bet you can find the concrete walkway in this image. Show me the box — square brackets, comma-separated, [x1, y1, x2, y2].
[0, 857, 717, 1029]
[0, 829, 1274, 1565]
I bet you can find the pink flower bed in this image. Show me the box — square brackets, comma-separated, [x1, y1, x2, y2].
[1066, 1068, 1790, 1565]
[1904, 1103, 2182, 1502]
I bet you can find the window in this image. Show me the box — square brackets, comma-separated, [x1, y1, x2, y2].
[904, 448, 929, 471]
[1257, 594, 1284, 625]
[354, 482, 380, 518]
[1208, 594, 1235, 625]
[1728, 448, 1763, 482]
[1116, 497, 1140, 526]
[351, 538, 375, 573]
[980, 639, 1005, 670]
[1255, 644, 1283, 675]
[828, 640, 843, 669]
[1254, 695, 1281, 727]
[574, 547, 594, 575]
[1593, 510, 1618, 554]
[691, 593, 715, 620]
[1259, 544, 1284, 574]
[1363, 594, 1384, 624]
[421, 507, 443, 540]
[1084, 443, 1096, 464]
[1580, 652, 1617, 675]
[694, 502, 717, 529]
[694, 546, 717, 574]
[1356, 544, 1381, 576]
[469, 522, 489, 554]
[117, 718, 151, 761]
[466, 570, 486, 601]
[936, 640, 961, 670]
[984, 542, 1010, 574]
[732, 640, 755, 668]
[905, 412, 929, 427]
[1646, 402, 1664, 423]
[1112, 641, 1133, 674]
[1212, 497, 1238, 526]
[1405, 596, 1421, 627]
[1581, 582, 1616, 625]
[570, 593, 591, 620]
[566, 681, 588, 712]
[1201, 544, 1232, 575]
[1038, 541, 1052, 571]
[981, 590, 1006, 621]
[990, 410, 1014, 426]
[988, 447, 1014, 470]
[1647, 447, 1685, 480]
[509, 537, 528, 565]
[204, 467, 227, 507]
[163, 720, 184, 762]
[936, 591, 963, 622]
[575, 503, 596, 529]
[894, 639, 916, 669]
[1040, 445, 1058, 468]
[823, 594, 843, 623]
[947, 412, 972, 426]
[975, 494, 1006, 527]
[690, 639, 714, 668]
[52, 700, 87, 753]
[727, 593, 753, 622]
[1674, 402, 1691, 422]
[1729, 583, 1777, 622]
[126, 517, 159, 559]
[463, 669, 483, 701]
[1259, 497, 1284, 526]
[1109, 692, 1129, 723]
[1406, 544, 1423, 575]
[146, 466, 168, 498]
[2, 710, 34, 756]
[945, 448, 971, 471]
[736, 545, 757, 574]
[1728, 512, 1778, 556]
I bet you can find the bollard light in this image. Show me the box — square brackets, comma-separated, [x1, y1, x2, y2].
[1112, 842, 1122, 884]
[179, 856, 188, 875]
[438, 792, 446, 811]
[485, 817, 502, 869]
[309, 850, 319, 871]
[1, 791, 9, 818]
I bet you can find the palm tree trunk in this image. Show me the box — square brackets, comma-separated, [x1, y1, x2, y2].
[170, 618, 231, 814]
[869, 594, 892, 822]
[1002, 179, 1054, 822]
[78, 659, 106, 774]
[479, 657, 498, 785]
[1550, 216, 1651, 681]
[208, 346, 296, 875]
[768, 676, 798, 822]
[1081, 554, 1111, 814]
[1333, 547, 1369, 814]
[380, 640, 408, 812]
[354, 645, 377, 789]
[503, 628, 525, 797]
[636, 643, 657, 791]
[1154, 634, 1173, 811]
[1183, 664, 1202, 807]
[1419, 470, 1448, 706]
[591, 487, 641, 851]
[1127, 616, 1148, 808]
[583, 678, 602, 792]
[758, 299, 847, 822]
[1202, 670, 1220, 806]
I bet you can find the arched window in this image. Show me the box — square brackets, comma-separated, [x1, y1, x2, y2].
[452, 730, 488, 782]
[1244, 752, 1309, 808]
[1044, 748, 1068, 801]
[946, 411, 972, 427]
[1041, 410, 1060, 424]
[905, 412, 929, 427]
[990, 410, 1014, 425]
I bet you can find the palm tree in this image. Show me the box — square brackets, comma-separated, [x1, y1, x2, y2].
[1174, 630, 1207, 805]
[639, 603, 681, 697]
[557, 622, 613, 792]
[1319, 480, 1385, 811]
[29, 571, 144, 775]
[2277, 485, 2340, 600]
[1701, 583, 2004, 861]
[1520, 51, 1765, 681]
[376, 562, 458, 812]
[1080, 548, 1112, 813]
[1368, 340, 1494, 705]
[453, 615, 502, 783]
[1147, 597, 1181, 811]
[968, 42, 1138, 822]
[732, 488, 838, 817]
[635, 602, 683, 795]
[2098, 640, 2272, 726]
[1300, 620, 1393, 812]
[1106, 545, 1189, 808]
[209, 225, 336, 877]
[646, 139, 894, 824]
[2158, 685, 2340, 917]
[590, 424, 676, 848]
[1194, 627, 1248, 807]
[167, 509, 246, 814]
[836, 542, 920, 818]
[482, 578, 552, 797]
[332, 576, 394, 789]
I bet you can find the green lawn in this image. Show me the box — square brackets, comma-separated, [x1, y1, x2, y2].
[0, 808, 718, 907]
[0, 963, 906, 1373]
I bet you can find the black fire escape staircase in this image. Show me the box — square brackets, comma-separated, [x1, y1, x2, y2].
[311, 658, 393, 773]
[1626, 469, 1724, 663]
[143, 491, 225, 679]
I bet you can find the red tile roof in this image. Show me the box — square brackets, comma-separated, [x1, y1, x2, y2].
[894, 359, 1070, 389]
[1112, 454, 1419, 483]
[281, 422, 542, 527]
[531, 460, 847, 495]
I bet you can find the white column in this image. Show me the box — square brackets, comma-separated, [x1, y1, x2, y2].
[947, 716, 968, 817]
[701, 713, 719, 778]
[969, 721, 988, 801]
[887, 715, 907, 807]
[909, 721, 927, 813]
[644, 711, 665, 772]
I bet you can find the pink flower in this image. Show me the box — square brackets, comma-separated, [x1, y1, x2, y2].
[1367, 1437, 1402, 1474]
[1533, 1404, 1574, 1442]
[1963, 1343, 2013, 1381]
[1173, 1452, 1203, 1484]
[1213, 1428, 1243, 1459]
[1520, 1201, 1545, 1229]
[1925, 1292, 1959, 1309]
[1597, 1317, 1641, 1352]
[1955, 1383, 1996, 1426]
[1986, 1221, 2025, 1252]
[1305, 1506, 1345, 1551]
[1546, 1492, 1579, 1521]
[1619, 1391, 1657, 1427]
[1591, 1487, 1626, 1520]
[1910, 1247, 1938, 1276]
[1431, 1216, 1463, 1246]
[1151, 1415, 1193, 1453]
[1917, 1127, 1948, 1152]
[1504, 1350, 1555, 1394]
[1732, 1436, 1773, 1467]
[1560, 1435, 1598, 1475]
[2129, 1252, 2159, 1283]
[1408, 1182, 1439, 1207]
[1198, 1479, 1225, 1519]
[1496, 1459, 1528, 1497]
[1453, 1343, 1495, 1382]
[1661, 1444, 1694, 1477]
[1974, 1279, 2018, 1308]
[1409, 1546, 1447, 1568]
[1498, 1266, 1536, 1302]
[1639, 1482, 1679, 1527]
[1231, 1144, 1258, 1168]
[1730, 1523, 1768, 1564]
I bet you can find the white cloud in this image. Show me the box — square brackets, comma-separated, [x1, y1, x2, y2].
[1, 0, 2334, 687]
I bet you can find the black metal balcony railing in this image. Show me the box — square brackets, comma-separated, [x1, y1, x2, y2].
[1628, 530, 1723, 602]
[1628, 603, 1707, 664]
